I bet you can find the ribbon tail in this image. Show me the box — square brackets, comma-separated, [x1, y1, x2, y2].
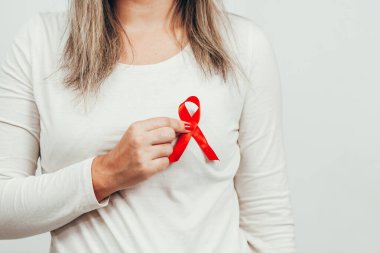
[168, 132, 192, 163]
[192, 127, 219, 161]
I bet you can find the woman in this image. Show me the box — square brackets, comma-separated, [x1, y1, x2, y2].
[0, 0, 296, 252]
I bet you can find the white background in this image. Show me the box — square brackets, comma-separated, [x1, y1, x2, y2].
[1, 0, 379, 252]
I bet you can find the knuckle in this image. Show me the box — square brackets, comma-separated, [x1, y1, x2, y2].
[153, 159, 169, 173]
[160, 158, 170, 169]
[131, 134, 145, 147]
[130, 137, 139, 146]
[164, 117, 171, 126]
[165, 144, 173, 154]
[156, 128, 168, 140]
[129, 122, 138, 133]
[155, 165, 165, 173]
[176, 119, 182, 129]
[165, 127, 176, 139]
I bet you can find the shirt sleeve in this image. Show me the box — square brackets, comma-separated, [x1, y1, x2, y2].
[0, 13, 110, 240]
[234, 22, 296, 252]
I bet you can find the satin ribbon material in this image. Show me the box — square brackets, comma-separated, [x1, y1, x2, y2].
[169, 95, 219, 163]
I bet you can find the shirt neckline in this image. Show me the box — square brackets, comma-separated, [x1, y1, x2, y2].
[114, 43, 192, 73]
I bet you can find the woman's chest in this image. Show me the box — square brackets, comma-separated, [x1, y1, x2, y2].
[35, 67, 246, 186]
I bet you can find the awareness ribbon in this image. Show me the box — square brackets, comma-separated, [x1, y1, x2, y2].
[168, 95, 219, 163]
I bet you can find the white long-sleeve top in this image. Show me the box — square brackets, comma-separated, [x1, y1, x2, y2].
[0, 11, 296, 253]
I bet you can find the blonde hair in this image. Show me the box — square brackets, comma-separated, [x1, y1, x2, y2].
[59, 0, 243, 104]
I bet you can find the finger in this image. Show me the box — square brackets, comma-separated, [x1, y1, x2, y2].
[149, 143, 173, 159]
[149, 157, 170, 173]
[140, 117, 190, 133]
[147, 127, 177, 145]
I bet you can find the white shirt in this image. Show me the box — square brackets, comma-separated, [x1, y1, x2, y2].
[0, 11, 296, 253]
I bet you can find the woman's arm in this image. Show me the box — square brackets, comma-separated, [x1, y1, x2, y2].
[0, 14, 110, 239]
[234, 22, 296, 252]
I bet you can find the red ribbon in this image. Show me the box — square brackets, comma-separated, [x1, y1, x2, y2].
[168, 95, 219, 163]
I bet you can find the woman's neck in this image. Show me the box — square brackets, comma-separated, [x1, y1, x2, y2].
[114, 0, 176, 30]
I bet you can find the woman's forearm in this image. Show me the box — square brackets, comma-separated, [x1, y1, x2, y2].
[0, 156, 110, 239]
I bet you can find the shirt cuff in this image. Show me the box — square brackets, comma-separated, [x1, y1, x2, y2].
[79, 155, 111, 212]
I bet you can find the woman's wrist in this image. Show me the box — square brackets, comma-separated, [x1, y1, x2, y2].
[91, 154, 118, 203]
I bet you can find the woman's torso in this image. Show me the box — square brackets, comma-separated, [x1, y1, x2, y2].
[32, 11, 252, 253]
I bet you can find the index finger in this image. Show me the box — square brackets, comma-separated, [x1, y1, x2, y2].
[139, 117, 189, 133]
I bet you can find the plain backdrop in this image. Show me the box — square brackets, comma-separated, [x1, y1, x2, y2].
[0, 1, 379, 252]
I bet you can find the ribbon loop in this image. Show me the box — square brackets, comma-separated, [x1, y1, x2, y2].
[168, 96, 219, 163]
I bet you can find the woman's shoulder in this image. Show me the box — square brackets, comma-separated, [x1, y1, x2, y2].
[225, 12, 261, 35]
[3, 11, 70, 83]
[226, 12, 271, 47]
[28, 10, 69, 39]
[11, 11, 68, 42]
[224, 11, 273, 46]
[9, 10, 69, 59]
[37, 10, 68, 25]
[223, 11, 277, 72]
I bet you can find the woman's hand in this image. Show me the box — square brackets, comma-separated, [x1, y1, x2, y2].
[91, 117, 191, 202]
